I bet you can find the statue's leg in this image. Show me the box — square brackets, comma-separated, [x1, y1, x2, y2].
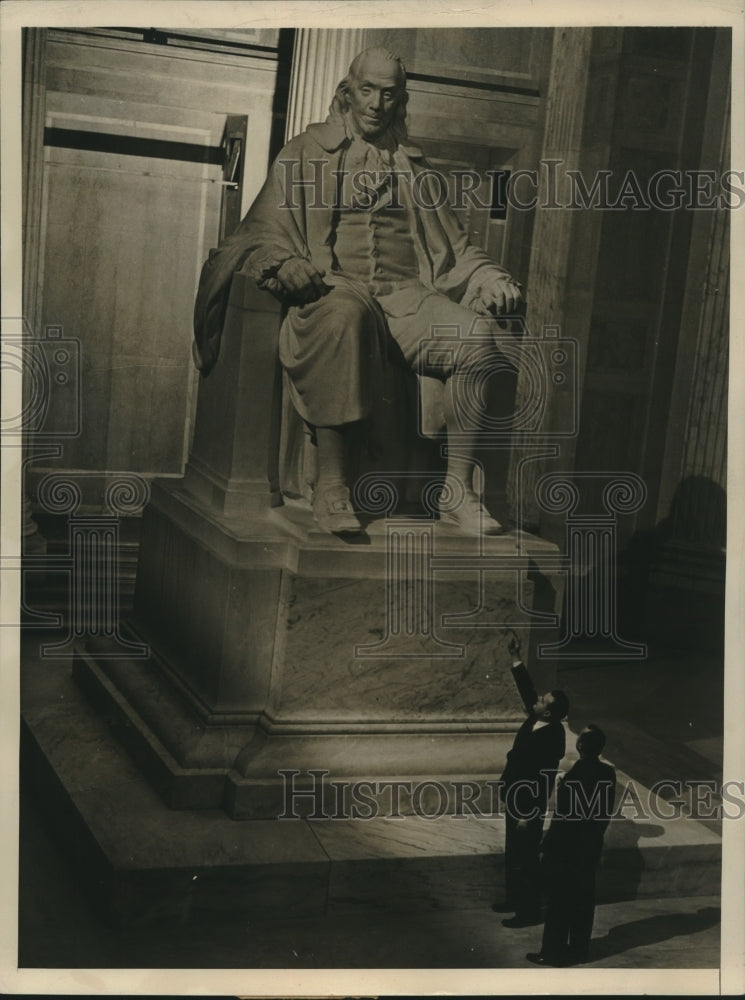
[439, 352, 505, 535]
[313, 424, 363, 534]
[386, 294, 504, 536]
[279, 284, 385, 534]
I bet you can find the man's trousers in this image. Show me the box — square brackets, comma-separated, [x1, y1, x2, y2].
[503, 812, 544, 918]
[540, 854, 597, 961]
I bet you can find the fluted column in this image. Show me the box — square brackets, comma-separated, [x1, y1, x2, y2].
[671, 91, 729, 547]
[506, 28, 621, 535]
[642, 35, 729, 650]
[285, 29, 367, 140]
[22, 28, 48, 555]
[23, 28, 46, 333]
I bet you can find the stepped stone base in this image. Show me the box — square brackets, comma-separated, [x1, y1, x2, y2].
[71, 476, 565, 819]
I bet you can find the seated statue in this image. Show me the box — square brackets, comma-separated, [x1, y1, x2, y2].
[193, 46, 523, 536]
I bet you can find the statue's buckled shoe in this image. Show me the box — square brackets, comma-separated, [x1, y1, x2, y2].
[438, 494, 505, 536]
[312, 484, 362, 535]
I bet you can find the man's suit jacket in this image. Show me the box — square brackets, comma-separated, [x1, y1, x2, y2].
[541, 757, 616, 868]
[499, 663, 566, 820]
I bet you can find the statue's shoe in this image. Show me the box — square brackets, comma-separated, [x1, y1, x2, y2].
[312, 483, 362, 535]
[438, 494, 505, 536]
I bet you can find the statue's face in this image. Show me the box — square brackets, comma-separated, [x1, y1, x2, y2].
[347, 55, 404, 140]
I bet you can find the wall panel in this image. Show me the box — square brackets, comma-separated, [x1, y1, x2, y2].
[29, 31, 280, 506]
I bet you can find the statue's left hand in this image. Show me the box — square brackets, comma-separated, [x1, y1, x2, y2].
[476, 275, 523, 316]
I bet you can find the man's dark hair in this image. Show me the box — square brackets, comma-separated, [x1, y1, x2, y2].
[548, 689, 569, 720]
[579, 723, 606, 756]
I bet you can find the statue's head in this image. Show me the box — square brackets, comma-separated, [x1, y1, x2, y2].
[330, 46, 408, 141]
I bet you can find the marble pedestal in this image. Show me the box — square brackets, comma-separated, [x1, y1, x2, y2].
[74, 272, 564, 819]
[76, 479, 563, 818]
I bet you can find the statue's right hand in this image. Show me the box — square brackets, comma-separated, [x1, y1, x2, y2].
[276, 259, 329, 302]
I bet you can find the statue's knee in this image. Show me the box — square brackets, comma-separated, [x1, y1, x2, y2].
[326, 298, 378, 346]
[326, 292, 368, 324]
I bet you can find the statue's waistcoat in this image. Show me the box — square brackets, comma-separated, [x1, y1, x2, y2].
[333, 179, 420, 292]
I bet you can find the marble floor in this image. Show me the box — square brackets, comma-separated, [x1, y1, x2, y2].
[18, 784, 720, 971]
[17, 638, 726, 975]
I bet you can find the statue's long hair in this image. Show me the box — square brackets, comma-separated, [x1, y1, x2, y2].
[328, 49, 409, 143]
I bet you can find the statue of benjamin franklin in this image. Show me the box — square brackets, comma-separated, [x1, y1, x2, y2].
[194, 47, 523, 536]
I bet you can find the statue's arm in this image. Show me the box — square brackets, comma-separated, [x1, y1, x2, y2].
[441, 205, 523, 315]
[234, 155, 310, 292]
[193, 142, 311, 373]
[415, 160, 523, 312]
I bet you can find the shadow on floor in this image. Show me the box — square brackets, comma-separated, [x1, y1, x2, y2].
[596, 816, 667, 902]
[589, 905, 720, 962]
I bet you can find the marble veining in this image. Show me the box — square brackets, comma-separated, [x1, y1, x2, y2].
[280, 574, 531, 721]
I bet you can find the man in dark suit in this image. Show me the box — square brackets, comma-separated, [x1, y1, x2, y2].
[527, 724, 617, 967]
[495, 635, 569, 928]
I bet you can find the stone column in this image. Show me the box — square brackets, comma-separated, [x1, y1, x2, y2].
[22, 28, 48, 555]
[506, 28, 622, 536]
[644, 32, 729, 650]
[285, 29, 367, 139]
[23, 28, 46, 333]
